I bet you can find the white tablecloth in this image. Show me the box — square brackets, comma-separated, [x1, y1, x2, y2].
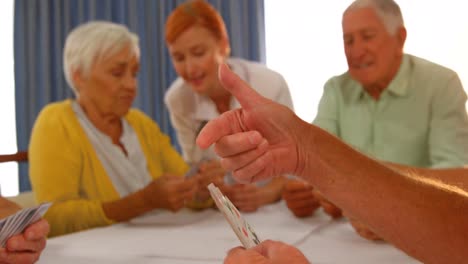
[39, 202, 420, 263]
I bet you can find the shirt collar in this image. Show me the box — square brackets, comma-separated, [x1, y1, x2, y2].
[386, 54, 410, 97]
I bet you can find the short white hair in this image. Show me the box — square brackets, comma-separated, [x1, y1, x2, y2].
[344, 0, 404, 35]
[63, 21, 140, 95]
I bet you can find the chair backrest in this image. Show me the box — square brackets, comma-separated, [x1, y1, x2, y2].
[0, 151, 28, 163]
[0, 151, 35, 208]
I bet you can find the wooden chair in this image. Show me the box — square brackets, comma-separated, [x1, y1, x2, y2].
[0, 151, 28, 163]
[0, 151, 36, 208]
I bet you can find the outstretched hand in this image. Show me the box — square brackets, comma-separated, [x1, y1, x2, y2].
[196, 64, 306, 183]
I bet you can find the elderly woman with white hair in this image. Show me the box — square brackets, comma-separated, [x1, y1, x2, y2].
[28, 21, 222, 237]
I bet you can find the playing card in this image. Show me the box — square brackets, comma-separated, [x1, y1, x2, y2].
[0, 208, 33, 246]
[207, 183, 261, 248]
[0, 202, 52, 247]
[29, 202, 52, 224]
[0, 208, 29, 243]
[7, 207, 35, 241]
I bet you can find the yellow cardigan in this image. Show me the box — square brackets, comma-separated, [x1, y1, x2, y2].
[29, 100, 189, 237]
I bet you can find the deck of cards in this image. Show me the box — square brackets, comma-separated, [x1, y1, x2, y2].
[0, 202, 51, 247]
[207, 183, 261, 248]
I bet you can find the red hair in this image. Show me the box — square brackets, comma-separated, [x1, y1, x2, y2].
[165, 0, 229, 45]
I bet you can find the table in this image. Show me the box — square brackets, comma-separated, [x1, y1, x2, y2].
[38, 202, 420, 263]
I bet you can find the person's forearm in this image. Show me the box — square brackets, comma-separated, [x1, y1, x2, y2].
[298, 124, 468, 264]
[386, 162, 468, 191]
[102, 190, 152, 222]
[258, 176, 286, 205]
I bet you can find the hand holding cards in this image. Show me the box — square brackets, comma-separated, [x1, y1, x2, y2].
[208, 183, 260, 248]
[0, 202, 51, 247]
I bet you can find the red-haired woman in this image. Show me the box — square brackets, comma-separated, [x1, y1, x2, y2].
[164, 0, 294, 212]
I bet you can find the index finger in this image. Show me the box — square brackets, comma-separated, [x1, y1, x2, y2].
[196, 111, 241, 149]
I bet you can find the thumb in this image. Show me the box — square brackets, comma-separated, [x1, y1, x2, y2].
[218, 63, 265, 110]
[196, 64, 266, 149]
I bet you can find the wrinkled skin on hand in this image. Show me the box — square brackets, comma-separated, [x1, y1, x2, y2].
[197, 64, 306, 184]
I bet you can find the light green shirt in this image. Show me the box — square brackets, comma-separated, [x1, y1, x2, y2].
[314, 54, 468, 168]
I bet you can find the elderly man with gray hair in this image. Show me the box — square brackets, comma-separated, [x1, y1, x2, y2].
[282, 0, 468, 240]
